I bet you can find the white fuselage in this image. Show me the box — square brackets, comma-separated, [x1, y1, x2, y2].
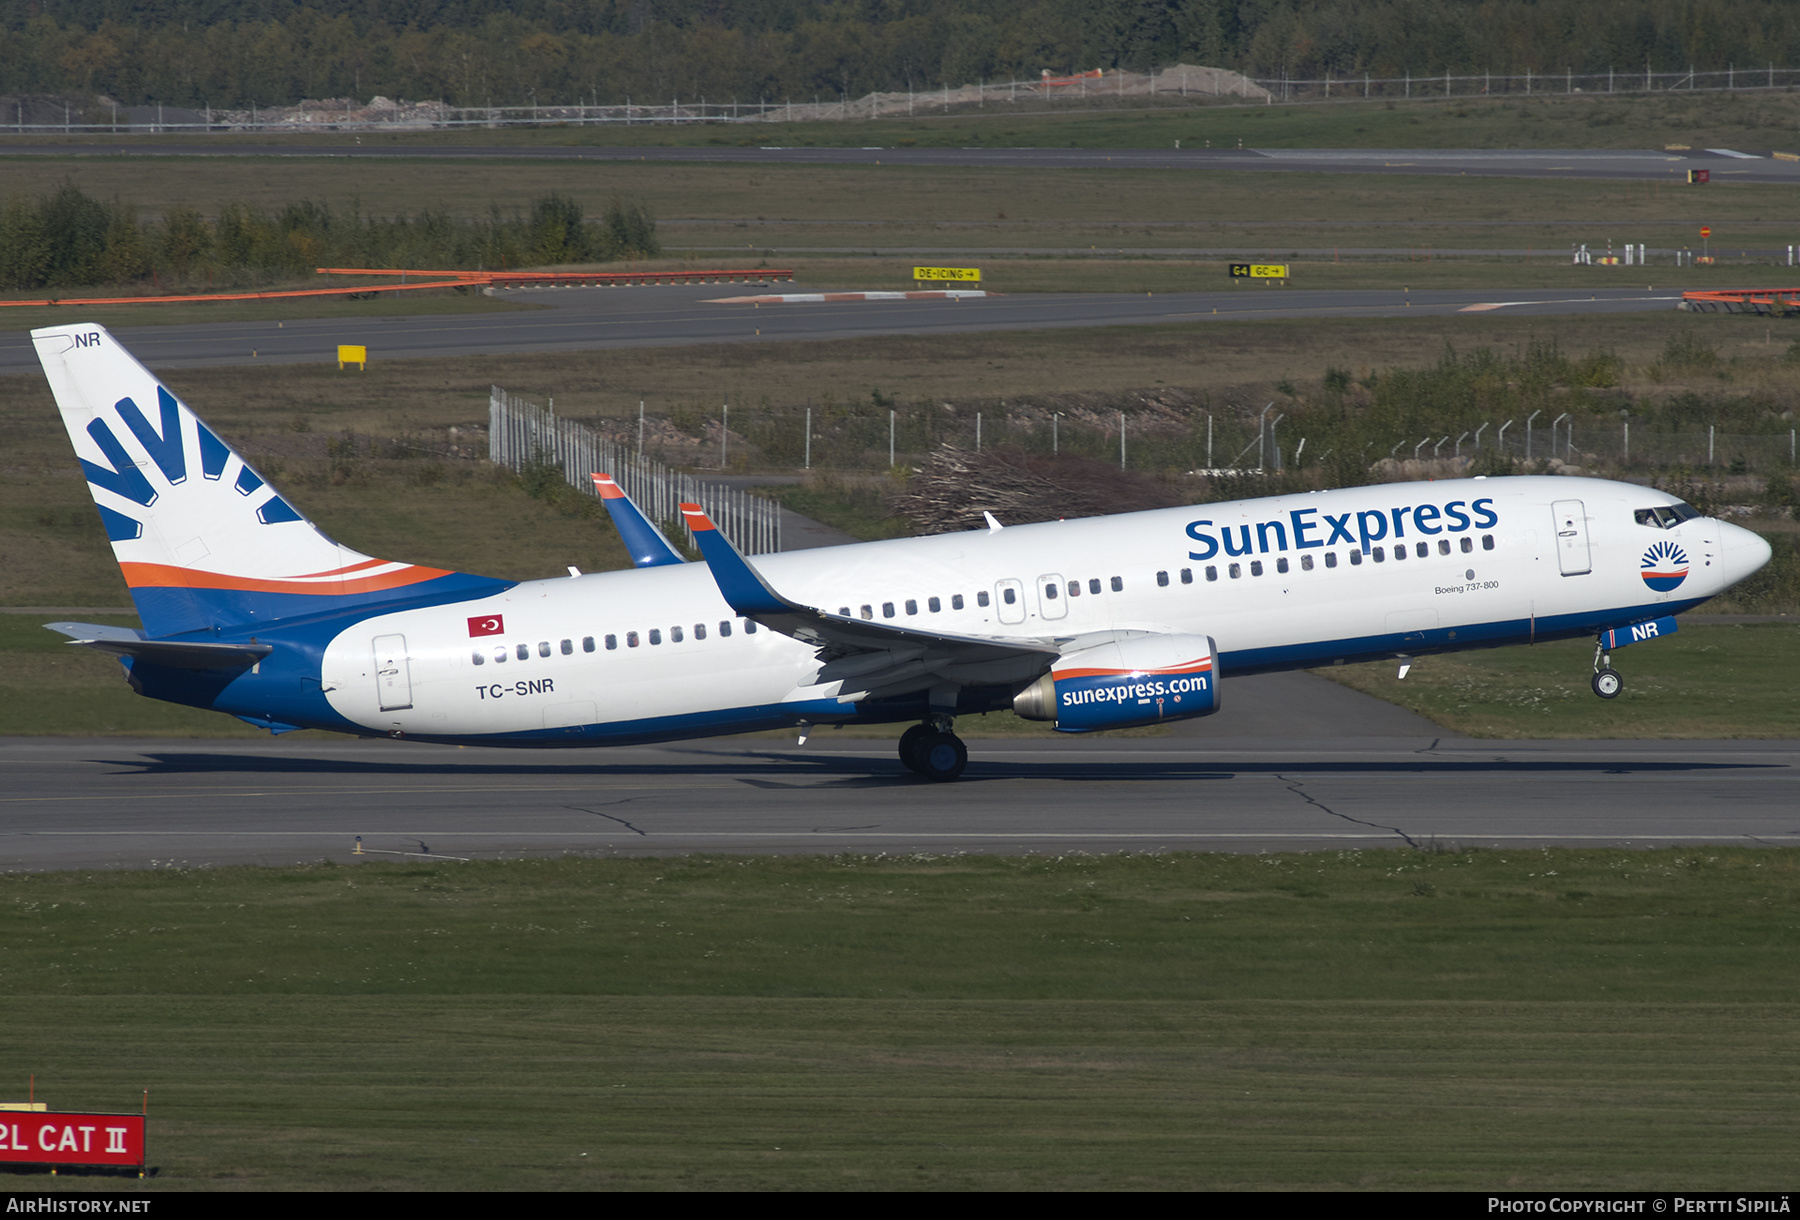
[311, 475, 1765, 745]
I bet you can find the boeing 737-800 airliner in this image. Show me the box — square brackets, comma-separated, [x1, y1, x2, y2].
[33, 323, 1772, 780]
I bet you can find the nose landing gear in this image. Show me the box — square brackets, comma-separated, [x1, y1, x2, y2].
[1591, 639, 1623, 699]
[898, 715, 968, 781]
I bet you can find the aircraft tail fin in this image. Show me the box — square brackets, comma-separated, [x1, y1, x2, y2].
[32, 324, 506, 638]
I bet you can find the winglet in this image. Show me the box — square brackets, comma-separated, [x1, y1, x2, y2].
[591, 473, 684, 568]
[680, 503, 792, 617]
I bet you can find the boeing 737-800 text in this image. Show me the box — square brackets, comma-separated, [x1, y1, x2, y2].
[33, 324, 1772, 779]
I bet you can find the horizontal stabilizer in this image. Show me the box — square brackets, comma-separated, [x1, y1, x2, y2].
[46, 622, 271, 670]
[592, 474, 685, 568]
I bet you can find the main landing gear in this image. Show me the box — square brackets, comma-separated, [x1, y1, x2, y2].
[899, 716, 968, 782]
[1591, 638, 1623, 700]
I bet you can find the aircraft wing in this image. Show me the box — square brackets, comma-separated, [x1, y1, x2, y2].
[678, 504, 1060, 697]
[592, 474, 686, 568]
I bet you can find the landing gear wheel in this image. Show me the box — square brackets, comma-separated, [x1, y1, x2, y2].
[1592, 668, 1623, 699]
[898, 724, 934, 775]
[915, 731, 968, 782]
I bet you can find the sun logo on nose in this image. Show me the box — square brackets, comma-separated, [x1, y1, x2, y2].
[1640, 540, 1690, 591]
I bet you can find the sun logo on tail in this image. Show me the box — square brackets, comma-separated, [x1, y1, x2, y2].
[1640, 540, 1690, 591]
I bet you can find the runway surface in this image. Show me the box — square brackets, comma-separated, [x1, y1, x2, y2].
[3, 729, 1794, 871]
[0, 284, 1682, 374]
[8, 143, 1798, 184]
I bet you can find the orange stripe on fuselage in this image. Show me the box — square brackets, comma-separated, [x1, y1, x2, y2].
[120, 561, 453, 595]
[1056, 660, 1213, 681]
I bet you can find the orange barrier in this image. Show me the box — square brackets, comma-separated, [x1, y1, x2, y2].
[1682, 288, 1800, 315]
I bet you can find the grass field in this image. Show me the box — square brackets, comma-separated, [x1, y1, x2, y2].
[1319, 621, 1800, 738]
[4, 849, 1798, 1190]
[3, 157, 1796, 270]
[5, 86, 1797, 152]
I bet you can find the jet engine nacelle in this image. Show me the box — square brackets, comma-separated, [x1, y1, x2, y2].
[1013, 633, 1221, 732]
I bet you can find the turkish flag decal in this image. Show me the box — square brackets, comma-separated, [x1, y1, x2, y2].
[467, 614, 505, 637]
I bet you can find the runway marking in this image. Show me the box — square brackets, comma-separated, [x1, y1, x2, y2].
[1, 831, 1791, 841]
[0, 782, 742, 803]
[1460, 296, 1682, 312]
[705, 291, 990, 304]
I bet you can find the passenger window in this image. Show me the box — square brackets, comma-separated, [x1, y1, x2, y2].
[627, 632, 639, 648]
[1088, 578, 1101, 595]
[583, 636, 595, 653]
[720, 622, 732, 637]
[838, 607, 850, 617]
[1325, 553, 1338, 568]
[604, 635, 617, 650]
[695, 623, 707, 640]
[1068, 581, 1081, 597]
[952, 594, 965, 610]
[929, 597, 941, 613]
[1110, 576, 1123, 592]
[1250, 560, 1264, 576]
[516, 643, 530, 660]
[671, 625, 684, 642]
[1300, 555, 1313, 571]
[1276, 557, 1289, 574]
[861, 605, 873, 620]
[1372, 547, 1385, 562]
[649, 629, 662, 645]
[495, 646, 507, 662]
[1349, 551, 1363, 566]
[745, 621, 757, 634]
[471, 651, 485, 666]
[1180, 568, 1193, 584]
[1416, 542, 1429, 558]
[1205, 565, 1218, 582]
[560, 639, 572, 655]
[977, 591, 990, 607]
[1002, 587, 1017, 605]
[1393, 545, 1406, 561]
[1229, 563, 1242, 579]
[1043, 583, 1058, 600]
[1156, 570, 1169, 587]
[883, 602, 895, 618]
[1438, 540, 1450, 555]
[1460, 537, 1473, 553]
[906, 599, 918, 614]
[1482, 534, 1495, 550]
[538, 641, 551, 657]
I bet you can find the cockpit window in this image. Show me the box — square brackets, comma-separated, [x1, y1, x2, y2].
[1635, 502, 1702, 529]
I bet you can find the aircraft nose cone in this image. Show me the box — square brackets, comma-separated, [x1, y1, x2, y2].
[1719, 521, 1773, 583]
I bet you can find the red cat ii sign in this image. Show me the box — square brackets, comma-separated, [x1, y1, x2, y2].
[0, 1113, 146, 1169]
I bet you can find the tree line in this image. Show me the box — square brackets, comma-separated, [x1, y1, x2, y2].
[0, 186, 659, 291]
[4, 0, 1799, 110]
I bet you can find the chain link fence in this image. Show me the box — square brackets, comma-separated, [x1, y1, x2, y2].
[489, 387, 781, 555]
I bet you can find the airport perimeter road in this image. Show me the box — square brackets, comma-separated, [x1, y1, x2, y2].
[8, 143, 1799, 185]
[0, 285, 1681, 374]
[1, 735, 1794, 870]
